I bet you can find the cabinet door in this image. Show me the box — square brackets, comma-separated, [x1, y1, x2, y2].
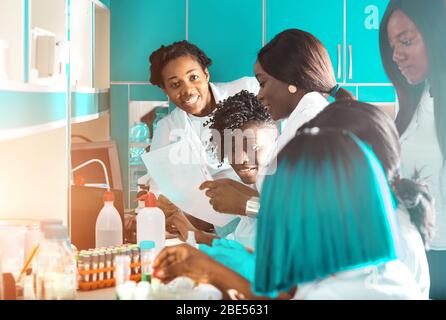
[346, 0, 390, 83]
[266, 0, 344, 82]
[189, 0, 263, 82]
[110, 0, 186, 82]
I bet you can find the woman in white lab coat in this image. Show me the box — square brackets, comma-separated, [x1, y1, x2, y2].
[147, 40, 260, 233]
[148, 40, 259, 178]
[301, 100, 434, 298]
[201, 29, 355, 213]
[162, 90, 278, 248]
[379, 0, 446, 299]
[153, 130, 423, 299]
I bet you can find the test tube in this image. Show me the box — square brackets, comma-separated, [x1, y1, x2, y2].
[91, 253, 99, 283]
[111, 248, 119, 280]
[139, 240, 155, 282]
[98, 250, 105, 282]
[105, 250, 112, 280]
[114, 255, 131, 287]
[131, 246, 140, 275]
[82, 252, 91, 283]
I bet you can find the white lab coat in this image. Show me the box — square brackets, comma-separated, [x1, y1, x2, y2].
[293, 260, 425, 300]
[399, 83, 446, 250]
[395, 205, 430, 298]
[256, 91, 328, 191]
[223, 183, 258, 249]
[148, 77, 260, 241]
[150, 76, 260, 179]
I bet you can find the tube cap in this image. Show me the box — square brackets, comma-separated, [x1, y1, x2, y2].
[40, 219, 63, 232]
[44, 225, 68, 240]
[138, 192, 157, 207]
[140, 240, 155, 250]
[103, 191, 115, 202]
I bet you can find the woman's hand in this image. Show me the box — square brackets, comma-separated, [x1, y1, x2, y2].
[165, 214, 197, 242]
[153, 244, 218, 284]
[157, 194, 183, 219]
[199, 179, 256, 215]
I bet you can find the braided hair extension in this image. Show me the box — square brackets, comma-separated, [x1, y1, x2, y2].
[149, 40, 212, 87]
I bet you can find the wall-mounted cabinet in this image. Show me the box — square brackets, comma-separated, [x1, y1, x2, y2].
[267, 0, 344, 83]
[266, 0, 394, 102]
[29, 0, 68, 86]
[70, 0, 93, 88]
[189, 0, 262, 82]
[94, 2, 110, 89]
[0, 0, 25, 83]
[0, 0, 69, 224]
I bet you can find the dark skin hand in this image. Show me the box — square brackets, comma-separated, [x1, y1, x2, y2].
[152, 244, 295, 300]
[158, 194, 217, 245]
[199, 179, 259, 215]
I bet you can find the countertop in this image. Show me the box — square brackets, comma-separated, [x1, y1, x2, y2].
[75, 238, 184, 300]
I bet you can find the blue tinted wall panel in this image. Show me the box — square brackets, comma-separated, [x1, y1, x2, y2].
[189, 0, 263, 82]
[111, 0, 186, 82]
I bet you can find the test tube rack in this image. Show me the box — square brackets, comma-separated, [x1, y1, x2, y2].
[77, 244, 144, 291]
[77, 262, 142, 291]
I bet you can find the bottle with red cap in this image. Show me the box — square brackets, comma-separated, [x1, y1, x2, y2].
[95, 191, 123, 248]
[136, 192, 165, 254]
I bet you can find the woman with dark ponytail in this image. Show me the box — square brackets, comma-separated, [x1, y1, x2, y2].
[252, 28, 354, 191]
[379, 0, 446, 299]
[301, 100, 434, 298]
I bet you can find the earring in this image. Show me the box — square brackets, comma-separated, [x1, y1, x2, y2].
[288, 85, 297, 94]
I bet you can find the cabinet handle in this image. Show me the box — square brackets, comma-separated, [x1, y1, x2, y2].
[348, 44, 353, 80]
[337, 44, 341, 79]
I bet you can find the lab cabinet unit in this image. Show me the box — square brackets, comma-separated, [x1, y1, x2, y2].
[266, 0, 344, 83]
[346, 0, 389, 84]
[188, 0, 263, 82]
[266, 0, 394, 103]
[110, 0, 186, 82]
[29, 0, 68, 85]
[70, 0, 93, 88]
[0, 0, 70, 223]
[0, 0, 25, 83]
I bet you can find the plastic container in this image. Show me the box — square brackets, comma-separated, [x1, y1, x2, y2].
[136, 193, 165, 253]
[129, 122, 150, 166]
[95, 191, 123, 248]
[0, 219, 40, 266]
[186, 231, 198, 248]
[140, 240, 155, 282]
[35, 225, 77, 300]
[0, 225, 27, 279]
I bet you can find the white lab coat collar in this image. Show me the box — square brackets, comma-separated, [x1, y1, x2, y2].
[278, 91, 328, 152]
[209, 82, 225, 104]
[256, 92, 328, 191]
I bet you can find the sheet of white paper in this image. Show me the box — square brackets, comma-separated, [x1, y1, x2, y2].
[141, 139, 236, 227]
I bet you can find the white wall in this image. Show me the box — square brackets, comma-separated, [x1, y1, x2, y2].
[0, 0, 24, 82]
[0, 127, 68, 224]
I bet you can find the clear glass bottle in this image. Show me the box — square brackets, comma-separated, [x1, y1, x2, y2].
[36, 225, 77, 300]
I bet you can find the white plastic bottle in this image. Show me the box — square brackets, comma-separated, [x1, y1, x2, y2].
[136, 192, 165, 254]
[95, 191, 123, 248]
